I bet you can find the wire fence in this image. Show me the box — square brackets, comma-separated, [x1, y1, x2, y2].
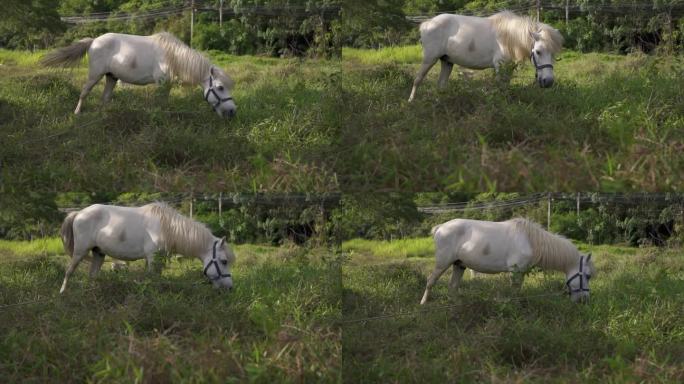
[56, 1, 684, 25]
[405, 1, 684, 23]
[60, 1, 342, 24]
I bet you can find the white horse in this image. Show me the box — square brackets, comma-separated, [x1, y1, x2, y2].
[409, 11, 564, 102]
[59, 202, 235, 293]
[41, 32, 237, 117]
[420, 218, 594, 304]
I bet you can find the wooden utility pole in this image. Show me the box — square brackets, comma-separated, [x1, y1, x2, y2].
[190, 0, 195, 47]
[547, 193, 552, 229]
[219, 0, 224, 30]
[576, 192, 581, 215]
[565, 0, 570, 25]
[189, 193, 194, 218]
[536, 0, 541, 21]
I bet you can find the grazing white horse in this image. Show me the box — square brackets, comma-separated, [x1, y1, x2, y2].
[420, 218, 594, 304]
[41, 32, 237, 117]
[59, 202, 235, 293]
[409, 11, 564, 102]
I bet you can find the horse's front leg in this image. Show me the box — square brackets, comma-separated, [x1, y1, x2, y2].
[510, 270, 526, 291]
[146, 251, 167, 275]
[155, 77, 172, 104]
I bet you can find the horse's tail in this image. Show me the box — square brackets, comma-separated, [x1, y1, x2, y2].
[430, 224, 442, 236]
[40, 38, 94, 67]
[60, 211, 79, 257]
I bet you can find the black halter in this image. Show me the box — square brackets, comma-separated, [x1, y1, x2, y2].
[531, 49, 553, 80]
[203, 240, 232, 281]
[565, 255, 590, 295]
[204, 74, 233, 110]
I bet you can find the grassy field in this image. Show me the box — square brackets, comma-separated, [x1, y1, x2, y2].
[1, 47, 683, 192]
[342, 238, 684, 382]
[0, 240, 341, 383]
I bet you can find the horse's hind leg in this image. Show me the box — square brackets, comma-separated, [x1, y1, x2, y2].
[101, 74, 118, 104]
[408, 57, 438, 102]
[438, 58, 454, 89]
[74, 74, 103, 114]
[448, 263, 465, 292]
[89, 248, 106, 278]
[420, 262, 451, 305]
[60, 250, 88, 294]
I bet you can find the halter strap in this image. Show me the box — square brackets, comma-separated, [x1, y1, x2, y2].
[204, 74, 233, 110]
[203, 240, 232, 281]
[565, 255, 590, 295]
[531, 50, 553, 79]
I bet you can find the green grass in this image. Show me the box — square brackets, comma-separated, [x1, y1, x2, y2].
[0, 240, 341, 383]
[342, 240, 684, 382]
[342, 45, 423, 65]
[341, 237, 434, 262]
[1, 48, 682, 192]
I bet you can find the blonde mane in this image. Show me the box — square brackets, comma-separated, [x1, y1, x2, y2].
[143, 202, 227, 260]
[488, 11, 564, 62]
[150, 32, 232, 87]
[508, 218, 579, 272]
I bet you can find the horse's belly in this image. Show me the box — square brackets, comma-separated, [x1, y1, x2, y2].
[445, 35, 496, 69]
[95, 228, 153, 260]
[109, 52, 161, 84]
[110, 62, 157, 84]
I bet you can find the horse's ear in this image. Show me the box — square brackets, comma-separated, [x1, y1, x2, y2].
[210, 66, 215, 76]
[530, 31, 542, 42]
[586, 253, 592, 262]
[220, 236, 226, 246]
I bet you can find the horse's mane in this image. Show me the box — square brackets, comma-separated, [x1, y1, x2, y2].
[144, 202, 218, 259]
[150, 32, 232, 87]
[489, 11, 564, 62]
[508, 218, 579, 272]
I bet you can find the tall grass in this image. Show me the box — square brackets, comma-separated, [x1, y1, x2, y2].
[342, 241, 684, 382]
[342, 237, 434, 259]
[0, 242, 342, 383]
[1, 49, 682, 192]
[342, 45, 422, 65]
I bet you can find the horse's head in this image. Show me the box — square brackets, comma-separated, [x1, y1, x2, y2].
[202, 237, 235, 290]
[566, 253, 594, 303]
[203, 67, 237, 118]
[530, 31, 556, 88]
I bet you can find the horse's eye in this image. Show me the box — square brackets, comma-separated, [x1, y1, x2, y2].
[220, 259, 228, 265]
[535, 50, 541, 56]
[217, 86, 224, 91]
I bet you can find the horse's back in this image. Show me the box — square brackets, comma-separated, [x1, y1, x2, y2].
[433, 218, 532, 272]
[88, 33, 164, 84]
[73, 204, 159, 259]
[419, 13, 499, 68]
[74, 204, 145, 232]
[420, 13, 491, 36]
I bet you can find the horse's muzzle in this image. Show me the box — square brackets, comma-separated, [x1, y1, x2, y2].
[222, 108, 236, 119]
[539, 77, 554, 88]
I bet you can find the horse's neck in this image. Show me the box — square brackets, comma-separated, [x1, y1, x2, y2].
[534, 247, 577, 274]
